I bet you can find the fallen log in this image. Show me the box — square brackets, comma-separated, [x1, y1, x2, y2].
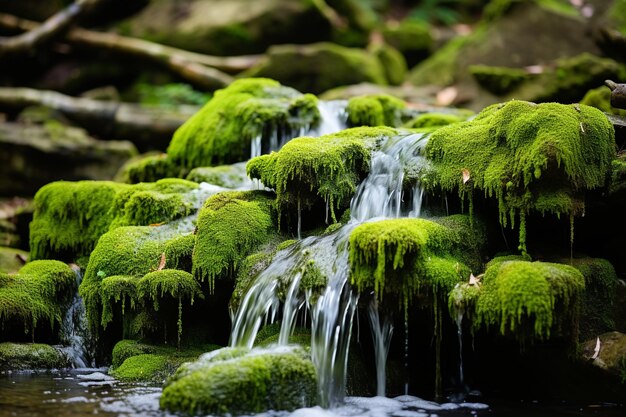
[0, 12, 263, 88]
[0, 87, 199, 151]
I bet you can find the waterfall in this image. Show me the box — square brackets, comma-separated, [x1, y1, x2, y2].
[367, 298, 394, 397]
[230, 131, 428, 406]
[456, 311, 465, 389]
[310, 100, 348, 137]
[59, 265, 92, 368]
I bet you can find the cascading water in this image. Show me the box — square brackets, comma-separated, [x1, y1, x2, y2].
[58, 265, 92, 368]
[230, 130, 429, 407]
[367, 298, 394, 397]
[456, 311, 465, 389]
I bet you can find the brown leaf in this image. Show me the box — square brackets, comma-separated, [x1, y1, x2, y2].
[591, 337, 601, 360]
[436, 87, 458, 106]
[461, 168, 471, 184]
[157, 253, 166, 271]
[149, 222, 164, 227]
[469, 273, 481, 286]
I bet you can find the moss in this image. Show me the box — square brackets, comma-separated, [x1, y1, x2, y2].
[0, 342, 69, 371]
[0, 260, 75, 337]
[164, 234, 195, 272]
[470, 65, 530, 95]
[30, 181, 129, 260]
[403, 113, 468, 129]
[160, 346, 317, 415]
[193, 191, 276, 292]
[581, 86, 626, 117]
[111, 339, 156, 369]
[381, 20, 433, 66]
[115, 153, 183, 184]
[424, 101, 615, 255]
[349, 216, 483, 306]
[248, 127, 396, 218]
[371, 44, 407, 86]
[167, 78, 320, 170]
[186, 162, 249, 188]
[346, 94, 407, 127]
[110, 353, 171, 382]
[476, 258, 585, 340]
[409, 35, 470, 87]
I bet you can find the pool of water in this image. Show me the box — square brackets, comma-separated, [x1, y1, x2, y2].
[0, 369, 623, 417]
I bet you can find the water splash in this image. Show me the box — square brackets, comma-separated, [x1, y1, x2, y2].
[59, 265, 92, 368]
[367, 298, 394, 397]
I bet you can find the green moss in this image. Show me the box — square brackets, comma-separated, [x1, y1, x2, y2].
[346, 95, 407, 127]
[186, 162, 249, 188]
[349, 216, 483, 306]
[0, 342, 69, 371]
[160, 346, 317, 415]
[403, 113, 468, 129]
[164, 234, 195, 272]
[248, 127, 396, 218]
[111, 354, 170, 382]
[167, 78, 320, 169]
[0, 261, 75, 337]
[581, 86, 626, 117]
[607, 0, 626, 34]
[115, 153, 182, 184]
[381, 20, 432, 66]
[193, 191, 276, 291]
[470, 65, 530, 95]
[409, 35, 470, 86]
[30, 181, 129, 260]
[371, 44, 407, 86]
[424, 101, 615, 255]
[473, 258, 585, 340]
[111, 339, 156, 369]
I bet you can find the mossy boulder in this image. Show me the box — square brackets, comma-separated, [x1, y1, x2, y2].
[0, 261, 76, 340]
[160, 346, 317, 415]
[470, 65, 530, 95]
[424, 101, 615, 254]
[346, 94, 407, 127]
[403, 112, 469, 130]
[247, 126, 396, 220]
[581, 86, 626, 117]
[349, 215, 485, 306]
[167, 78, 320, 170]
[117, 0, 333, 56]
[193, 191, 276, 291]
[371, 43, 408, 87]
[0, 342, 69, 371]
[381, 20, 433, 67]
[115, 153, 183, 184]
[581, 331, 626, 380]
[186, 162, 251, 189]
[242, 43, 388, 94]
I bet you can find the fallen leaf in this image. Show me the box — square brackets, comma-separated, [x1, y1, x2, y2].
[149, 222, 164, 227]
[525, 65, 544, 75]
[436, 87, 458, 106]
[462, 168, 471, 184]
[591, 337, 601, 359]
[157, 253, 166, 271]
[469, 273, 481, 286]
[580, 122, 585, 133]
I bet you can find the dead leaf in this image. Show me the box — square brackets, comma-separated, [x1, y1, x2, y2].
[580, 122, 585, 133]
[149, 222, 164, 227]
[436, 87, 458, 106]
[524, 65, 544, 75]
[157, 253, 166, 271]
[461, 168, 471, 184]
[591, 337, 601, 359]
[469, 273, 482, 286]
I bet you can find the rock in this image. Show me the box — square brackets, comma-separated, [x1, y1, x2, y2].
[381, 20, 433, 67]
[186, 162, 253, 189]
[0, 246, 27, 274]
[77, 372, 115, 381]
[0, 342, 70, 371]
[117, 0, 333, 56]
[242, 43, 388, 94]
[0, 122, 137, 197]
[160, 346, 317, 415]
[581, 331, 626, 379]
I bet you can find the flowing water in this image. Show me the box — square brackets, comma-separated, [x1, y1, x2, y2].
[367, 299, 394, 397]
[57, 266, 92, 369]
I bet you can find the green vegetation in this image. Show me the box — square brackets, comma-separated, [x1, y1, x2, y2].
[160, 346, 317, 415]
[186, 163, 249, 188]
[581, 86, 626, 117]
[193, 191, 276, 291]
[424, 101, 615, 255]
[116, 153, 182, 184]
[381, 20, 432, 66]
[346, 95, 407, 127]
[403, 112, 468, 129]
[371, 44, 407, 86]
[167, 78, 320, 169]
[248, 127, 396, 220]
[0, 261, 75, 338]
[470, 65, 529, 95]
[0, 342, 69, 371]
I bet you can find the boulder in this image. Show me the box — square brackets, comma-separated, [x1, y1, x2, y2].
[581, 331, 626, 379]
[0, 122, 137, 197]
[0, 342, 70, 371]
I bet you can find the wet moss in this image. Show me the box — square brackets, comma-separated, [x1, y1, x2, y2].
[0, 260, 75, 337]
[581, 86, 626, 117]
[470, 65, 530, 95]
[0, 342, 69, 371]
[346, 94, 407, 127]
[381, 20, 433, 66]
[247, 127, 396, 218]
[111, 339, 156, 369]
[193, 191, 276, 292]
[473, 258, 585, 340]
[167, 78, 320, 169]
[115, 153, 182, 184]
[403, 112, 468, 129]
[424, 101, 615, 255]
[160, 346, 317, 415]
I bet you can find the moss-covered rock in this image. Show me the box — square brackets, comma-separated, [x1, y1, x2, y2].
[0, 261, 75, 339]
[349, 215, 485, 306]
[160, 346, 317, 415]
[242, 43, 387, 94]
[248, 127, 396, 220]
[424, 101, 615, 254]
[581, 331, 626, 380]
[403, 112, 469, 129]
[371, 43, 407, 86]
[381, 20, 433, 67]
[193, 191, 276, 291]
[115, 153, 183, 184]
[111, 339, 157, 369]
[581, 86, 626, 117]
[346, 94, 407, 127]
[469, 65, 530, 95]
[167, 78, 320, 169]
[0, 342, 69, 371]
[186, 162, 251, 189]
